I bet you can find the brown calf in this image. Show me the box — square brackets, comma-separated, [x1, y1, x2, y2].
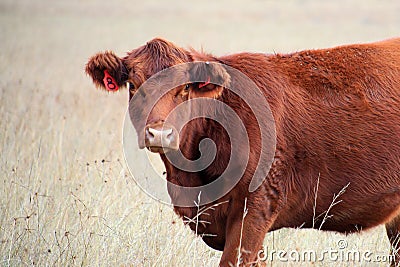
[86, 37, 400, 266]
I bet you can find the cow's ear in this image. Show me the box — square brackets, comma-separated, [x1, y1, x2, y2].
[188, 61, 231, 99]
[85, 51, 128, 91]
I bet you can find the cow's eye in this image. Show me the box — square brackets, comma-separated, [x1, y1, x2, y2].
[179, 83, 191, 98]
[128, 82, 136, 93]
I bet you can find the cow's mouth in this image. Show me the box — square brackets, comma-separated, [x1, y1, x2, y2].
[146, 146, 173, 154]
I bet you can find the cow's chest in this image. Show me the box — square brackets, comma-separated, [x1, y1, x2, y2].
[173, 202, 229, 250]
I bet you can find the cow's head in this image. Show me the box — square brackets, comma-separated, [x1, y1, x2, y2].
[85, 38, 231, 156]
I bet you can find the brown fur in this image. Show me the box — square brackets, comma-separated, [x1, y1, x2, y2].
[86, 37, 400, 266]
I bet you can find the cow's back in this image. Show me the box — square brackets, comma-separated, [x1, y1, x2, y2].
[277, 38, 400, 232]
[223, 38, 400, 232]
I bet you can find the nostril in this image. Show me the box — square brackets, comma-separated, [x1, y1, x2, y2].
[165, 128, 173, 140]
[145, 128, 155, 140]
[144, 124, 178, 150]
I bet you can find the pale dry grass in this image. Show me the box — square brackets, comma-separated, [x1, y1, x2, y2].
[1, 0, 399, 266]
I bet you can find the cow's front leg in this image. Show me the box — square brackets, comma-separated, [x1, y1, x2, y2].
[219, 196, 281, 267]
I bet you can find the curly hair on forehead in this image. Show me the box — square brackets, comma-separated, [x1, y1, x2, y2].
[125, 38, 192, 74]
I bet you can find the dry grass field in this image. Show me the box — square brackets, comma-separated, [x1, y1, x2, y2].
[1, 0, 400, 266]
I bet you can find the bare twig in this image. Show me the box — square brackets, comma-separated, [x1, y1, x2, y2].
[318, 182, 350, 230]
[236, 198, 248, 267]
[312, 173, 321, 229]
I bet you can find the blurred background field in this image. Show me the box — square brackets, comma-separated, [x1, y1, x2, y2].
[0, 0, 399, 266]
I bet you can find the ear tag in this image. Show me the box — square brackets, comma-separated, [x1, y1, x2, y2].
[103, 70, 119, 91]
[198, 76, 211, 89]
